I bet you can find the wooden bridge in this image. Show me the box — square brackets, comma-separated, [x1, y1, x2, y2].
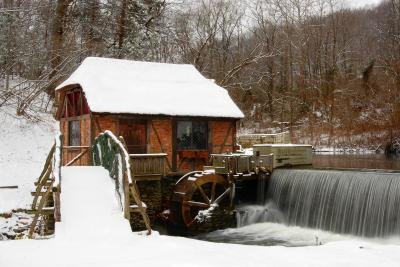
[28, 130, 160, 238]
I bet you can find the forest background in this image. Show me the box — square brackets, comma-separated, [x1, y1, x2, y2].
[1, 0, 400, 150]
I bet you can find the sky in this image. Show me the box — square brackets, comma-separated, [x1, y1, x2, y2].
[347, 0, 383, 8]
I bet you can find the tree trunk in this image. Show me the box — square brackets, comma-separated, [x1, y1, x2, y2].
[116, 0, 128, 58]
[49, 0, 72, 80]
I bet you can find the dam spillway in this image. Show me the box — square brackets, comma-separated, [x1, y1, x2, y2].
[242, 169, 400, 237]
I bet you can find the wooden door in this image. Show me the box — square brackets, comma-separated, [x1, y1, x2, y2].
[119, 120, 147, 154]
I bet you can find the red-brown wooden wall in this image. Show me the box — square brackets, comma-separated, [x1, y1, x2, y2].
[57, 88, 239, 173]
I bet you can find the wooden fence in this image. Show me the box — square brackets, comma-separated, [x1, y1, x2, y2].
[130, 153, 167, 181]
[29, 134, 62, 238]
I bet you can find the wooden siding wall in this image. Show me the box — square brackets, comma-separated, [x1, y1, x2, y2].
[61, 115, 91, 166]
[92, 115, 119, 136]
[148, 119, 173, 172]
[60, 112, 238, 172]
[210, 121, 236, 154]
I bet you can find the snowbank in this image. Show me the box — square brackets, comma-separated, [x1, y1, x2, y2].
[1, 229, 400, 266]
[55, 166, 132, 241]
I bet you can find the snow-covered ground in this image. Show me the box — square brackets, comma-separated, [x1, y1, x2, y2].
[0, 107, 57, 212]
[0, 212, 33, 240]
[1, 231, 400, 267]
[1, 107, 400, 266]
[2, 165, 400, 267]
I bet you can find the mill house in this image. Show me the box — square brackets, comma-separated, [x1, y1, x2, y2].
[55, 57, 244, 179]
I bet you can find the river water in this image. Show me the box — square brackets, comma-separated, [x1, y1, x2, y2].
[313, 153, 400, 170]
[197, 153, 400, 247]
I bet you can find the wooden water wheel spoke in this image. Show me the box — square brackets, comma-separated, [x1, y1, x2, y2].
[214, 187, 231, 204]
[187, 217, 198, 228]
[210, 181, 217, 202]
[195, 182, 210, 204]
[172, 172, 232, 229]
[186, 200, 210, 208]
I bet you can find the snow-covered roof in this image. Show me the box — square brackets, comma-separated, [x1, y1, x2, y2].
[56, 57, 244, 119]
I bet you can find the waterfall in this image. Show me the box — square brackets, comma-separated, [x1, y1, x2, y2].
[257, 172, 268, 204]
[262, 169, 400, 237]
[236, 203, 285, 227]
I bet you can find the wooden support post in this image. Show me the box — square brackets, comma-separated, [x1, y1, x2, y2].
[123, 173, 131, 220]
[28, 180, 54, 238]
[53, 186, 61, 222]
[219, 122, 234, 154]
[129, 183, 152, 235]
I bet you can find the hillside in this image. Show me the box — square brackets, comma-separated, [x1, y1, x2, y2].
[0, 108, 57, 213]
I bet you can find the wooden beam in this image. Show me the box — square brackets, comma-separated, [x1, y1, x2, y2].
[65, 147, 90, 166]
[129, 184, 152, 235]
[172, 119, 177, 172]
[28, 179, 54, 238]
[54, 188, 61, 222]
[134, 175, 162, 181]
[151, 121, 172, 171]
[219, 122, 234, 154]
[0, 185, 18, 189]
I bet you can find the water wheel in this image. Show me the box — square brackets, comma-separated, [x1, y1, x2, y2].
[170, 171, 233, 229]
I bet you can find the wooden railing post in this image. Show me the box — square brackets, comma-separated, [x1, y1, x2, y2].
[123, 173, 131, 220]
[53, 186, 61, 222]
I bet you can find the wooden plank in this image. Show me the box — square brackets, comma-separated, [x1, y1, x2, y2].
[219, 122, 234, 154]
[31, 191, 48, 196]
[28, 179, 54, 238]
[129, 184, 152, 235]
[65, 147, 90, 166]
[151, 121, 172, 171]
[34, 181, 52, 186]
[130, 204, 147, 213]
[172, 119, 177, 171]
[59, 114, 91, 121]
[53, 187, 61, 222]
[31, 165, 52, 210]
[37, 144, 55, 182]
[26, 208, 54, 215]
[123, 172, 131, 220]
[0, 185, 18, 189]
[134, 175, 162, 181]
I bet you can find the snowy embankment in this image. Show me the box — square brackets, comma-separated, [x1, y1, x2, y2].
[0, 233, 399, 267]
[2, 166, 400, 266]
[0, 108, 57, 212]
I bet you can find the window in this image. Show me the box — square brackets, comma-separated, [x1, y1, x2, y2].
[69, 120, 81, 146]
[176, 121, 208, 150]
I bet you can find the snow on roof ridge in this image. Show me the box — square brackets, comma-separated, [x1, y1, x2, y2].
[56, 57, 244, 118]
[83, 56, 195, 67]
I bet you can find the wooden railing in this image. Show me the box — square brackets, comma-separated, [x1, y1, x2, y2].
[28, 134, 62, 238]
[130, 153, 167, 180]
[92, 130, 152, 234]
